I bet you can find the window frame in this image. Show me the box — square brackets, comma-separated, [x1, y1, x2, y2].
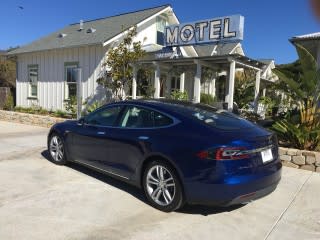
[64, 62, 79, 100]
[118, 104, 178, 129]
[156, 16, 167, 46]
[27, 64, 39, 99]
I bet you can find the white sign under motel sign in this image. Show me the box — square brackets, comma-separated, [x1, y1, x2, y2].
[165, 15, 244, 46]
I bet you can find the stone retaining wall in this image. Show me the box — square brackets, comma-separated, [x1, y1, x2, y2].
[279, 147, 320, 172]
[0, 110, 67, 128]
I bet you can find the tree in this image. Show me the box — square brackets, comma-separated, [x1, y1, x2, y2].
[97, 26, 145, 101]
[272, 44, 320, 150]
[0, 59, 16, 88]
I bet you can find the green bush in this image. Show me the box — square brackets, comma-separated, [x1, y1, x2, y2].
[64, 96, 77, 118]
[53, 110, 68, 118]
[3, 93, 14, 110]
[200, 93, 215, 105]
[170, 90, 188, 100]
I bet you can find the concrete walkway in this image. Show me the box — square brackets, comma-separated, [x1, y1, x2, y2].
[0, 121, 319, 240]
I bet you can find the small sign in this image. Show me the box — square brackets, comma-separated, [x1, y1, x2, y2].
[165, 15, 244, 47]
[155, 46, 182, 59]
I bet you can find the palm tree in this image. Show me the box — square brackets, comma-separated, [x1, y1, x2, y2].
[272, 44, 320, 150]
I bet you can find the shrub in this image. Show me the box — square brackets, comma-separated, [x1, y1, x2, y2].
[200, 93, 215, 105]
[52, 110, 68, 118]
[170, 90, 188, 100]
[64, 96, 77, 118]
[3, 93, 14, 110]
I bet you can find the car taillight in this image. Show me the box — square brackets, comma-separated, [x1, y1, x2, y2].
[197, 147, 249, 160]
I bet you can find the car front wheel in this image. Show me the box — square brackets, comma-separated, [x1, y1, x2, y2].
[49, 133, 67, 165]
[143, 160, 184, 212]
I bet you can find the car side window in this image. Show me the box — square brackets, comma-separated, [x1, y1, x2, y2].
[154, 111, 173, 127]
[120, 106, 173, 128]
[85, 106, 122, 127]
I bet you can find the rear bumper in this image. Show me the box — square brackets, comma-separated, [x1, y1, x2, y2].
[184, 161, 282, 206]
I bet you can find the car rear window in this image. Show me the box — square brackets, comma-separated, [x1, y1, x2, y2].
[186, 106, 254, 130]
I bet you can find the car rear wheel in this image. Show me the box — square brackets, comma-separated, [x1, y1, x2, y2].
[143, 160, 184, 212]
[49, 134, 67, 165]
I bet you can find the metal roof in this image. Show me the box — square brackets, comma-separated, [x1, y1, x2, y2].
[290, 32, 320, 42]
[193, 42, 239, 57]
[8, 5, 170, 55]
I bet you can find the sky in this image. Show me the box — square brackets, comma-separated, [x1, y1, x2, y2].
[1, 0, 319, 64]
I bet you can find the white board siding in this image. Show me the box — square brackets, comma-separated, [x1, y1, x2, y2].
[16, 44, 107, 110]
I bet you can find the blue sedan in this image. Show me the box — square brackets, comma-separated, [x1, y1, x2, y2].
[47, 100, 282, 212]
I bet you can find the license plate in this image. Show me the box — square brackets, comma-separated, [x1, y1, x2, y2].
[261, 148, 273, 163]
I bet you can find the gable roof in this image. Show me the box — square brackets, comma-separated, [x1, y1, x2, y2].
[9, 5, 170, 55]
[194, 42, 240, 57]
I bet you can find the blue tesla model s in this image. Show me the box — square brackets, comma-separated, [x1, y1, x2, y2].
[48, 100, 281, 212]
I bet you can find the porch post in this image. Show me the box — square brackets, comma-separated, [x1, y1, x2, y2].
[227, 60, 236, 111]
[193, 61, 201, 103]
[154, 64, 160, 98]
[254, 70, 261, 113]
[132, 66, 137, 99]
[180, 72, 185, 92]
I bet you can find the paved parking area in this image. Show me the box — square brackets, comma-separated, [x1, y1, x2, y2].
[0, 120, 319, 240]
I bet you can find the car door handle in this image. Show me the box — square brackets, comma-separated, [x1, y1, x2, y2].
[138, 136, 149, 140]
[97, 131, 106, 135]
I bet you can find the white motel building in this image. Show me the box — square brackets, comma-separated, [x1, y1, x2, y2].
[8, 4, 276, 112]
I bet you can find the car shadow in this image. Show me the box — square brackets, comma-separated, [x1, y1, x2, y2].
[41, 150, 244, 216]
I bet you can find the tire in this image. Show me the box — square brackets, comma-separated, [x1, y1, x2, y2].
[48, 133, 67, 165]
[143, 160, 184, 212]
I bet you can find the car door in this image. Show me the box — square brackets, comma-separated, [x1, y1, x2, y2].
[70, 105, 124, 173]
[105, 105, 175, 179]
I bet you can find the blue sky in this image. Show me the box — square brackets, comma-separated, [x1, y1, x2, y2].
[1, 0, 318, 64]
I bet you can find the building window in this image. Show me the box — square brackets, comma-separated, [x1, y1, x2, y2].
[171, 76, 180, 92]
[28, 65, 38, 98]
[156, 16, 167, 45]
[64, 62, 78, 100]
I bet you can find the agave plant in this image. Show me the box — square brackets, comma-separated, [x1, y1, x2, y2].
[272, 44, 320, 150]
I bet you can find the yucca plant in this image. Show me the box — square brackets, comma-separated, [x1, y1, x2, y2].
[272, 44, 320, 150]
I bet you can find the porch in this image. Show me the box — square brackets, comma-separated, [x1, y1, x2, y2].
[131, 54, 266, 112]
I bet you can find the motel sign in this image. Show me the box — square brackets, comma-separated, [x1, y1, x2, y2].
[165, 15, 244, 46]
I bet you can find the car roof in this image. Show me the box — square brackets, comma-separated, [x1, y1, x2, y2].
[108, 99, 218, 116]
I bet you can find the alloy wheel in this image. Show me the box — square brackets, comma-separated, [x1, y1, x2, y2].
[49, 135, 64, 162]
[146, 165, 176, 206]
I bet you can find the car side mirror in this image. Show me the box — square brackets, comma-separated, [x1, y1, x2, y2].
[77, 117, 85, 126]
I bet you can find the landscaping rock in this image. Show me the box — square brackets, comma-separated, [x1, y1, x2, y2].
[278, 148, 287, 155]
[306, 156, 316, 165]
[300, 165, 316, 172]
[287, 149, 298, 156]
[302, 151, 315, 157]
[316, 167, 320, 173]
[0, 110, 66, 128]
[280, 155, 292, 162]
[315, 153, 320, 167]
[282, 161, 299, 169]
[292, 155, 305, 165]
